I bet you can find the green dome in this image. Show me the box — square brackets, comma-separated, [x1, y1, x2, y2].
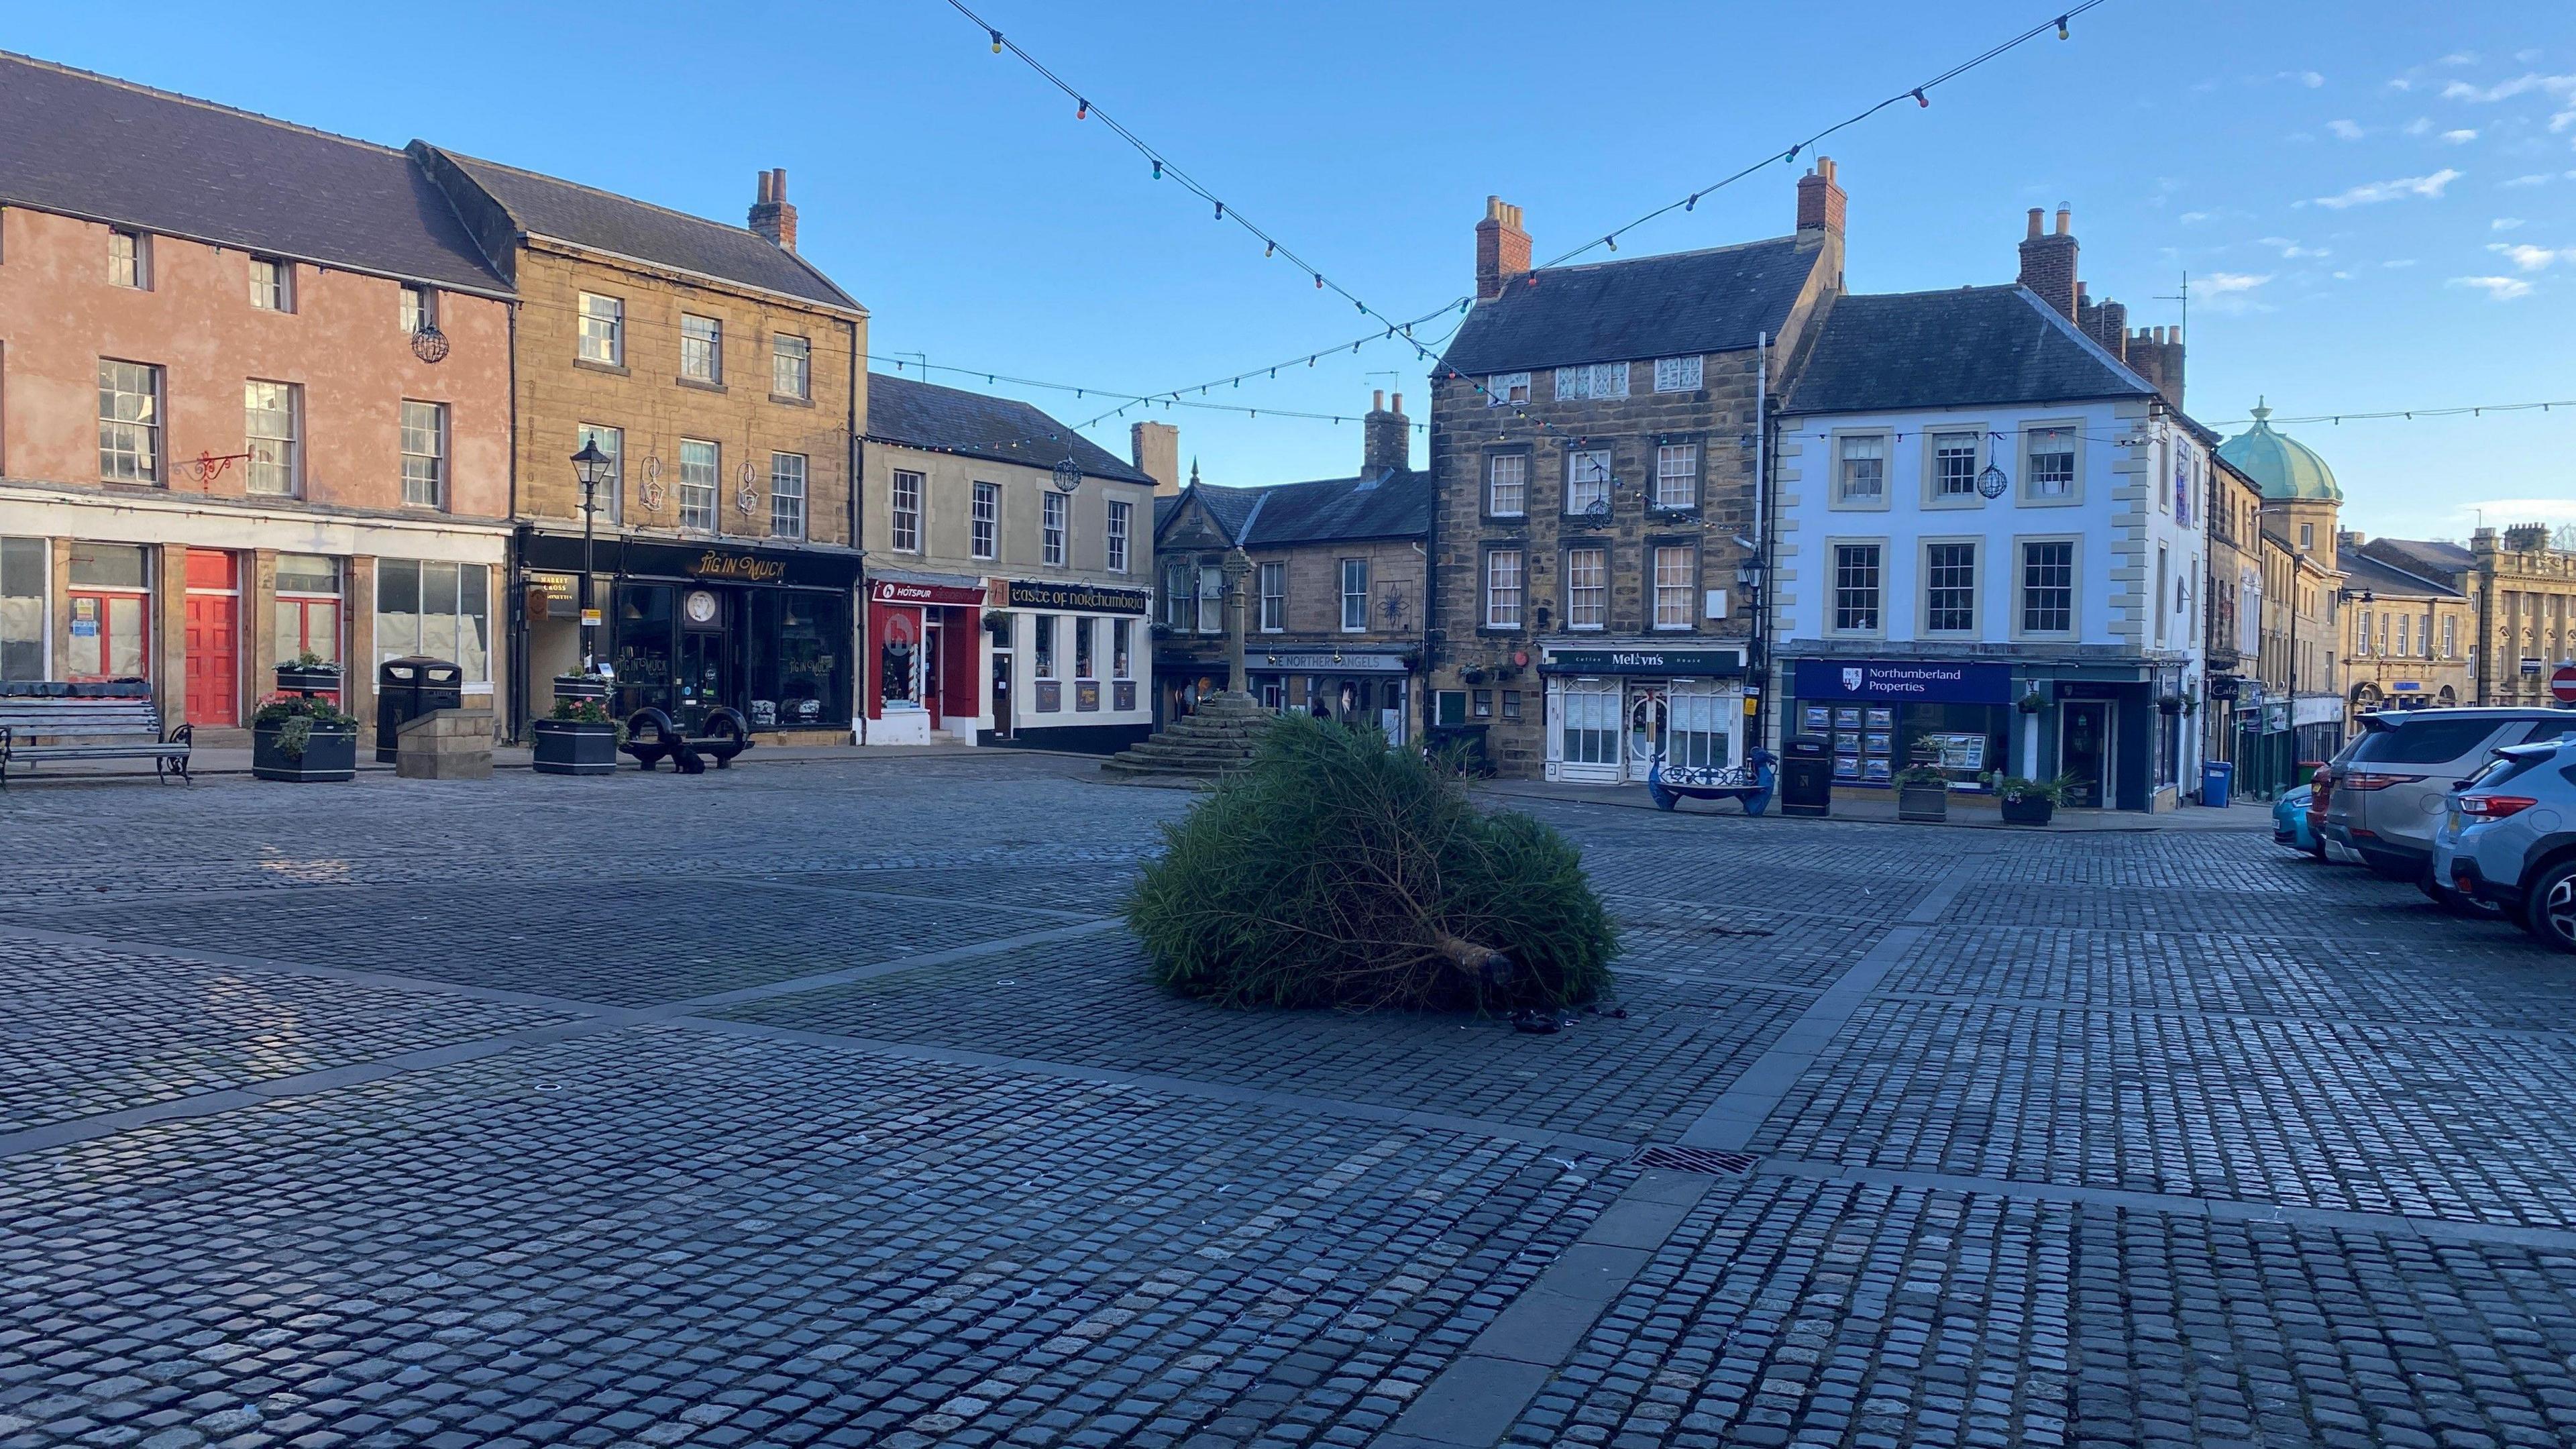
[2218, 398, 2342, 503]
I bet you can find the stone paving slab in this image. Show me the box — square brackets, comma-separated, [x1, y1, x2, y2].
[0, 937, 577, 1134]
[0, 1024, 1631, 1449]
[1754, 990, 2576, 1228]
[712, 934, 1811, 1146]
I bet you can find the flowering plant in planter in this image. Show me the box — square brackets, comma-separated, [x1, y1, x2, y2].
[274, 649, 342, 696]
[2017, 690, 2049, 714]
[535, 695, 623, 775]
[251, 694, 360, 781]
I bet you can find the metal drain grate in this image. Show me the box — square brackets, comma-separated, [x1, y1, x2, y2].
[1628, 1145, 1758, 1176]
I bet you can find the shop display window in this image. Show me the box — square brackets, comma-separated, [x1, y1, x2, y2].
[749, 590, 847, 726]
[1, 537, 47, 680]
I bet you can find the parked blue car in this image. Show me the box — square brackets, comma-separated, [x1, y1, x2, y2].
[2273, 784, 2320, 857]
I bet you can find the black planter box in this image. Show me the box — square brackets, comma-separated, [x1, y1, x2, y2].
[532, 718, 619, 775]
[1998, 794, 2055, 826]
[252, 723, 358, 782]
[552, 676, 610, 704]
[274, 664, 343, 696]
[1896, 784, 1949, 822]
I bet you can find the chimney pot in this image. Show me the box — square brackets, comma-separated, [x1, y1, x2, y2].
[1391, 391, 1402, 413]
[749, 168, 798, 252]
[2055, 206, 2071, 236]
[1474, 195, 1532, 301]
[2027, 207, 2043, 238]
[1363, 390, 1409, 474]
[1372, 388, 1385, 413]
[1130, 421, 1181, 495]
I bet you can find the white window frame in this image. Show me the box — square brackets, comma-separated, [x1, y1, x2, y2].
[2021, 424, 2079, 506]
[1258, 560, 1285, 633]
[1484, 548, 1524, 629]
[576, 423, 623, 525]
[1928, 430, 1982, 504]
[401, 284, 437, 335]
[1486, 453, 1527, 517]
[578, 292, 625, 366]
[1196, 564, 1224, 635]
[1653, 356, 1703, 393]
[1832, 431, 1890, 510]
[679, 438, 720, 532]
[970, 481, 999, 560]
[1557, 680, 1620, 767]
[399, 400, 447, 508]
[1565, 449, 1611, 515]
[1564, 546, 1607, 630]
[374, 559, 492, 686]
[1654, 443, 1697, 511]
[1830, 539, 1884, 635]
[1653, 544, 1695, 630]
[1340, 558, 1370, 632]
[244, 380, 302, 497]
[1042, 492, 1069, 567]
[1554, 362, 1629, 400]
[890, 470, 924, 553]
[249, 257, 292, 313]
[2014, 536, 2078, 639]
[771, 332, 811, 400]
[97, 360, 162, 483]
[769, 452, 807, 539]
[1487, 372, 1530, 406]
[1106, 499, 1131, 574]
[107, 229, 150, 289]
[1921, 537, 1982, 636]
[680, 313, 723, 384]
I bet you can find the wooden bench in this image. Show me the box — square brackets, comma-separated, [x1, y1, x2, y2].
[1646, 749, 1776, 816]
[0, 696, 192, 784]
[620, 706, 753, 774]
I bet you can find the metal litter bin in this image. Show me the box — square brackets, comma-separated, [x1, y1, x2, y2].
[377, 656, 463, 762]
[1780, 734, 1833, 817]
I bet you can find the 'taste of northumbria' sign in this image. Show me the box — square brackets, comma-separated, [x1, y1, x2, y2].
[1006, 580, 1150, 614]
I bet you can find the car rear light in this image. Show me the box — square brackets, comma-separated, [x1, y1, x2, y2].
[2458, 794, 2538, 820]
[2337, 772, 2428, 791]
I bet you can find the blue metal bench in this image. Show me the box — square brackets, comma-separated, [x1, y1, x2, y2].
[1647, 749, 1776, 815]
[0, 696, 191, 785]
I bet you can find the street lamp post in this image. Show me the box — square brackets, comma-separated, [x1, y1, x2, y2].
[570, 440, 612, 671]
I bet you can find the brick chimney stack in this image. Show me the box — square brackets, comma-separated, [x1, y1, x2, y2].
[749, 168, 798, 252]
[2017, 205, 2079, 320]
[1130, 421, 1181, 496]
[1794, 156, 1846, 288]
[1474, 197, 1530, 301]
[1363, 390, 1409, 474]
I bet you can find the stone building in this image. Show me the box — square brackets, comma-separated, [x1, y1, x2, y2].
[0, 55, 516, 738]
[415, 152, 867, 740]
[1150, 393, 1432, 743]
[1425, 164, 1845, 780]
[2335, 538, 2473, 714]
[859, 374, 1157, 752]
[2220, 404, 2346, 780]
[2204, 453, 2265, 772]
[2362, 525, 2576, 706]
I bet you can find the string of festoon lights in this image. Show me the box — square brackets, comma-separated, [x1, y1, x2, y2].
[947, 0, 2112, 441]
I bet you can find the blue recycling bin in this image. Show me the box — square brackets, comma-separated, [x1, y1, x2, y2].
[2201, 760, 2235, 809]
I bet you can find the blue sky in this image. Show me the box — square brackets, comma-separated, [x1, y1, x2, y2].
[7, 0, 2571, 540]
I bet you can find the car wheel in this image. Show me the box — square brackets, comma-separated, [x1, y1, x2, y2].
[2525, 861, 2576, 953]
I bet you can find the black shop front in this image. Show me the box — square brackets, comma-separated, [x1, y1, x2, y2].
[515, 531, 860, 738]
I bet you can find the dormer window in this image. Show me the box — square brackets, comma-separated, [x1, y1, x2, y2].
[1554, 362, 1629, 400]
[1653, 356, 1703, 392]
[1486, 372, 1529, 407]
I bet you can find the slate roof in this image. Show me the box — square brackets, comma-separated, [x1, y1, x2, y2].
[1440, 235, 1822, 375]
[1160, 472, 1432, 547]
[2363, 537, 2475, 580]
[0, 52, 509, 294]
[1782, 285, 2160, 415]
[866, 374, 1154, 486]
[2339, 550, 2463, 599]
[425, 148, 857, 310]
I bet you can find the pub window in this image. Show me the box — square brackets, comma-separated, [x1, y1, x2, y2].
[1501, 690, 1522, 720]
[1033, 614, 1057, 678]
[576, 423, 623, 525]
[1487, 372, 1529, 406]
[890, 470, 924, 552]
[1112, 618, 1132, 678]
[1106, 499, 1132, 573]
[1554, 362, 1629, 400]
[1043, 492, 1069, 566]
[771, 333, 811, 399]
[1075, 617, 1095, 679]
[1484, 548, 1523, 629]
[1472, 690, 1493, 718]
[679, 439, 719, 531]
[1564, 547, 1607, 629]
[578, 292, 624, 365]
[1340, 558, 1369, 632]
[1653, 356, 1702, 392]
[1565, 449, 1611, 515]
[971, 481, 999, 560]
[1163, 558, 1195, 630]
[680, 313, 723, 384]
[1654, 443, 1697, 509]
[769, 453, 806, 539]
[1653, 545, 1695, 629]
[1259, 560, 1285, 632]
[1487, 453, 1526, 517]
[1833, 543, 1882, 633]
[1196, 564, 1224, 634]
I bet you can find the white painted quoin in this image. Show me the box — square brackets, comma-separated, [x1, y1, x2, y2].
[1768, 285, 2210, 810]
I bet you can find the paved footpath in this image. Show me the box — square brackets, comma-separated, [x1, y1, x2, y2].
[3, 754, 2575, 1449]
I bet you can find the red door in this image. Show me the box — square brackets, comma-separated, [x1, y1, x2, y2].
[184, 549, 240, 726]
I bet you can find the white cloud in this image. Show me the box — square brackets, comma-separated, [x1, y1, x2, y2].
[2465, 496, 2576, 523]
[2282, 69, 2326, 88]
[2441, 52, 2480, 67]
[2200, 271, 2277, 314]
[2383, 258, 2420, 268]
[2405, 116, 2434, 135]
[2305, 168, 2464, 207]
[2489, 243, 2576, 270]
[2443, 128, 2480, 144]
[2328, 118, 2367, 140]
[2448, 274, 2535, 299]
[2442, 72, 2576, 103]
[2255, 235, 2331, 258]
[2203, 272, 2274, 293]
[2390, 76, 2416, 93]
[2180, 211, 2213, 224]
[2332, 270, 2355, 280]
[2504, 173, 2552, 186]
[2495, 217, 2530, 229]
[2516, 50, 2542, 64]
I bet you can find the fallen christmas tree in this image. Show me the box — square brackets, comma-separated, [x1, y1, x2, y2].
[1124, 712, 1617, 1011]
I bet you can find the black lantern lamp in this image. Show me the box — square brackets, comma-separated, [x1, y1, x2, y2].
[570, 439, 612, 669]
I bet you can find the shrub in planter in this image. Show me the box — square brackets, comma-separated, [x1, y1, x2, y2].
[2016, 690, 2049, 715]
[551, 673, 610, 704]
[1982, 771, 2069, 825]
[274, 649, 341, 697]
[533, 696, 622, 775]
[1895, 763, 1950, 822]
[251, 694, 358, 782]
[1126, 712, 1616, 1012]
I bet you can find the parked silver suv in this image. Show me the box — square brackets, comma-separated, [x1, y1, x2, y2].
[2322, 708, 2576, 882]
[2431, 738, 2576, 951]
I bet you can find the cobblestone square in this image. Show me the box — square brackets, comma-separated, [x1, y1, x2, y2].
[7, 754, 2576, 1448]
